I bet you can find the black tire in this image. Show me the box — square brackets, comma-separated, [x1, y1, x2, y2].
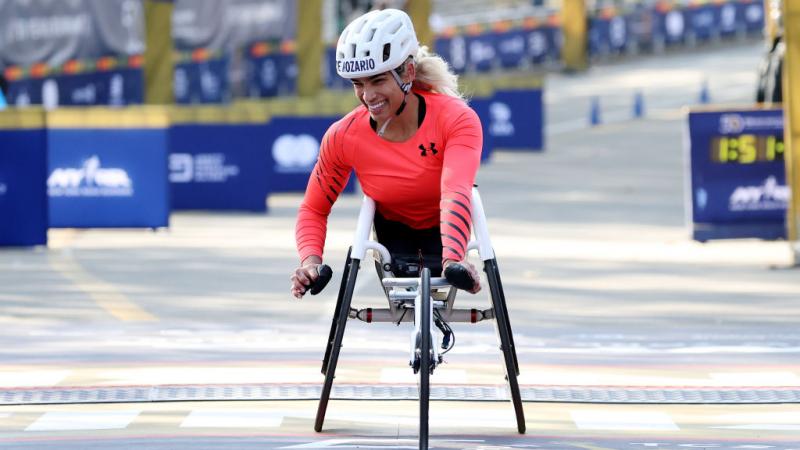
[418, 268, 431, 450]
[485, 259, 526, 434]
[315, 257, 360, 432]
[321, 248, 352, 376]
[489, 258, 519, 376]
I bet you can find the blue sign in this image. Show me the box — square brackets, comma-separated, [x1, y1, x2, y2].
[0, 122, 48, 246]
[246, 53, 298, 97]
[169, 123, 270, 211]
[494, 30, 527, 69]
[434, 35, 469, 74]
[738, 0, 764, 33]
[481, 89, 543, 151]
[686, 5, 718, 42]
[48, 127, 169, 228]
[686, 108, 786, 241]
[6, 69, 143, 109]
[467, 97, 495, 163]
[265, 116, 356, 194]
[656, 9, 688, 46]
[323, 46, 351, 90]
[174, 59, 230, 104]
[589, 16, 629, 57]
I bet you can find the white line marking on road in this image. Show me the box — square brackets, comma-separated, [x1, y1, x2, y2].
[571, 410, 679, 431]
[708, 371, 800, 385]
[0, 370, 71, 388]
[711, 424, 800, 431]
[25, 410, 140, 431]
[180, 410, 283, 428]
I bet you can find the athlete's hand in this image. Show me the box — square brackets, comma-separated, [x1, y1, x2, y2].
[443, 259, 482, 294]
[290, 255, 323, 299]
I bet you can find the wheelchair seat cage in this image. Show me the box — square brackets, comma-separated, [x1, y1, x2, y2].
[314, 188, 525, 449]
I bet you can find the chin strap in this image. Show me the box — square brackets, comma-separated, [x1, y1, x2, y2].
[390, 68, 411, 116]
[377, 63, 413, 137]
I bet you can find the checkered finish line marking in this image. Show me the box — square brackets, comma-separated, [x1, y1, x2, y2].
[2, 384, 800, 406]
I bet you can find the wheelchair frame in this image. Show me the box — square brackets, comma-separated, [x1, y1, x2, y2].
[314, 188, 525, 449]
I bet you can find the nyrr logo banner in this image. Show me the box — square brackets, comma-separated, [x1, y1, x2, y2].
[48, 155, 134, 197]
[47, 127, 169, 229]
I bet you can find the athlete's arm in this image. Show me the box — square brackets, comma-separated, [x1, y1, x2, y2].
[292, 120, 354, 297]
[439, 106, 482, 264]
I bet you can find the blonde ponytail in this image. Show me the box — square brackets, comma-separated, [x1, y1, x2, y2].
[411, 46, 465, 101]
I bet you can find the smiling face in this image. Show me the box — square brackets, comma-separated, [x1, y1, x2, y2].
[352, 72, 403, 123]
[351, 61, 414, 124]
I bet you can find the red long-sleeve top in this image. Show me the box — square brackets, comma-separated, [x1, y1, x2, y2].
[295, 89, 482, 264]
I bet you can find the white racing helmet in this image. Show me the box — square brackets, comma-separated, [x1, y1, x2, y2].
[336, 9, 419, 80]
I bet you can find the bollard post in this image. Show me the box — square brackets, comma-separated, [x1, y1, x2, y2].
[633, 90, 645, 118]
[699, 79, 711, 104]
[590, 96, 602, 126]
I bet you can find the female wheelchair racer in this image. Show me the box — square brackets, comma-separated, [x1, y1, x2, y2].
[288, 9, 524, 450]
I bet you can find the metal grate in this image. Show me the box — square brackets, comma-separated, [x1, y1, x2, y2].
[3, 384, 800, 406]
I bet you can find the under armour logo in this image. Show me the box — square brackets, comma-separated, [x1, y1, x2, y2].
[418, 142, 438, 157]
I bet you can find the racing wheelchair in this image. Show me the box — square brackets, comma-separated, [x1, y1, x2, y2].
[307, 188, 524, 450]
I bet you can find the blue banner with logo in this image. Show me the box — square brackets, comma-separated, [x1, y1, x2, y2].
[265, 116, 356, 193]
[738, 0, 764, 33]
[0, 124, 48, 246]
[589, 15, 630, 57]
[5, 69, 143, 109]
[686, 108, 786, 241]
[48, 127, 169, 228]
[246, 53, 297, 97]
[467, 98, 494, 163]
[169, 123, 269, 211]
[476, 88, 543, 152]
[173, 60, 230, 104]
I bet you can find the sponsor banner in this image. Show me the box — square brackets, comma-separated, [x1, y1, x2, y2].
[656, 9, 688, 45]
[47, 128, 169, 228]
[0, 0, 145, 69]
[172, 0, 295, 102]
[626, 6, 656, 49]
[0, 126, 48, 246]
[686, 108, 786, 241]
[173, 60, 229, 104]
[246, 53, 297, 98]
[589, 15, 629, 57]
[465, 34, 496, 73]
[466, 98, 495, 163]
[717, 1, 740, 36]
[738, 0, 764, 33]
[173, 0, 295, 53]
[433, 35, 469, 74]
[323, 46, 352, 90]
[481, 89, 544, 151]
[685, 5, 718, 42]
[169, 124, 269, 211]
[494, 30, 527, 69]
[265, 117, 356, 193]
[6, 69, 143, 108]
[523, 27, 555, 65]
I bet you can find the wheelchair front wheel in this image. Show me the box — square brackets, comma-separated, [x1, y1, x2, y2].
[418, 267, 432, 450]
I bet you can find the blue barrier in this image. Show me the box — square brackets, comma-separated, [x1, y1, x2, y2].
[484, 88, 544, 151]
[169, 123, 270, 212]
[686, 107, 786, 241]
[174, 59, 231, 104]
[6, 69, 143, 109]
[47, 108, 170, 228]
[0, 110, 48, 246]
[265, 116, 357, 194]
